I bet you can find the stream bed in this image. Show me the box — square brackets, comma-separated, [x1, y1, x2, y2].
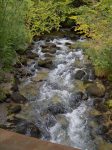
[31, 37, 96, 150]
[2, 31, 112, 150]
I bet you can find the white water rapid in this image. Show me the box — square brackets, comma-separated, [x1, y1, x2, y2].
[29, 37, 97, 150]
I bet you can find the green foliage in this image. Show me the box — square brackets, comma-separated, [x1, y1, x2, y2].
[70, 0, 112, 78]
[0, 0, 112, 80]
[29, 0, 74, 35]
[0, 0, 75, 71]
[0, 0, 32, 70]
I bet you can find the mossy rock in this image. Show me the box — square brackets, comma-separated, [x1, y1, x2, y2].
[0, 82, 13, 103]
[32, 69, 49, 82]
[86, 81, 105, 97]
[19, 82, 42, 99]
[38, 58, 53, 68]
[74, 80, 87, 92]
[90, 109, 101, 116]
[7, 104, 22, 115]
[105, 100, 112, 109]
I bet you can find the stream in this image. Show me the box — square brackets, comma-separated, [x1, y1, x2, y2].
[18, 32, 111, 150]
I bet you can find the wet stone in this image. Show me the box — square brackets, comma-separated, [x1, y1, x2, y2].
[94, 115, 107, 124]
[7, 116, 41, 138]
[45, 114, 57, 128]
[56, 114, 69, 129]
[74, 70, 86, 80]
[48, 103, 68, 115]
[96, 125, 109, 135]
[26, 51, 39, 59]
[11, 92, 27, 104]
[94, 103, 108, 112]
[41, 43, 56, 49]
[38, 58, 53, 69]
[69, 92, 84, 108]
[104, 132, 112, 143]
[41, 48, 56, 54]
[7, 104, 22, 114]
[86, 82, 105, 97]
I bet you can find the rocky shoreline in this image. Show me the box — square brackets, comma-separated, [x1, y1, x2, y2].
[0, 30, 112, 148]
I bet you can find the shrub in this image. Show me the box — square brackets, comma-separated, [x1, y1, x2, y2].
[70, 0, 112, 78]
[0, 0, 32, 70]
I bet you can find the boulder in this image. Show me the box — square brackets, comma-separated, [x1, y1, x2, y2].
[74, 70, 86, 80]
[45, 114, 57, 128]
[42, 48, 56, 54]
[104, 131, 112, 143]
[11, 92, 27, 103]
[12, 117, 41, 138]
[74, 80, 87, 92]
[93, 98, 103, 106]
[26, 51, 39, 59]
[96, 125, 109, 135]
[38, 58, 53, 68]
[7, 104, 21, 114]
[48, 102, 68, 115]
[19, 82, 42, 99]
[93, 98, 108, 113]
[15, 67, 32, 78]
[94, 114, 107, 124]
[86, 81, 105, 97]
[41, 43, 56, 49]
[32, 69, 49, 82]
[94, 103, 108, 112]
[69, 92, 84, 108]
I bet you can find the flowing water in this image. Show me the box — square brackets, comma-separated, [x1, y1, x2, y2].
[22, 35, 108, 150]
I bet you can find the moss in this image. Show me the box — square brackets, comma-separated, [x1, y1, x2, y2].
[74, 80, 87, 92]
[105, 100, 112, 109]
[32, 70, 49, 82]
